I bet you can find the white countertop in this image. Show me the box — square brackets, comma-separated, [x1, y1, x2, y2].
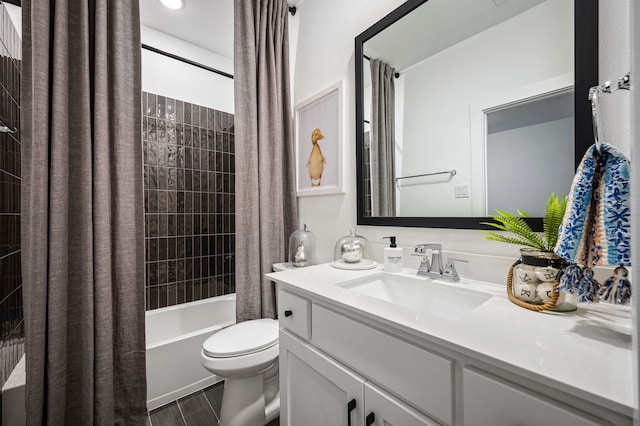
[266, 263, 634, 416]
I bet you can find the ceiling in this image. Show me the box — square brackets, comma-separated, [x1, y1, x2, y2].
[140, 0, 234, 58]
[139, 0, 304, 59]
[364, 0, 545, 72]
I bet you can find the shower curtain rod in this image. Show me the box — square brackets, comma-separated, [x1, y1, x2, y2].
[141, 44, 234, 80]
[142, 4, 297, 78]
[363, 55, 400, 78]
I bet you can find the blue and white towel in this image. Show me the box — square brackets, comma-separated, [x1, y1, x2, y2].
[554, 142, 631, 304]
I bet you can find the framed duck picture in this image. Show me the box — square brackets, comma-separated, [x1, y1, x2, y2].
[295, 80, 344, 196]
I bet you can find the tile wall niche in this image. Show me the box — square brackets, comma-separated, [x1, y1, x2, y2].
[0, 4, 22, 388]
[142, 92, 236, 310]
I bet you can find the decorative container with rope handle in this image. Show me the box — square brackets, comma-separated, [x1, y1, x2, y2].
[507, 248, 577, 312]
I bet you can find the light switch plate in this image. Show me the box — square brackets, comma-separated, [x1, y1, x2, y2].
[455, 184, 470, 198]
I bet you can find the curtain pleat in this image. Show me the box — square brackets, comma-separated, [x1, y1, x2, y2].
[370, 58, 397, 217]
[21, 1, 147, 424]
[234, 0, 298, 321]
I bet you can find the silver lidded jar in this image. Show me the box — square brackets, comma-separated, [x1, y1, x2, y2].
[334, 228, 367, 264]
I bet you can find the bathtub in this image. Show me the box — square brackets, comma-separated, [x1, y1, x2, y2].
[146, 294, 236, 410]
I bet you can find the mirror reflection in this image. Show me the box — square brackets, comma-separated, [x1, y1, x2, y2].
[361, 0, 575, 218]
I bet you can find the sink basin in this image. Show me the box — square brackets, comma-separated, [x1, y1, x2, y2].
[337, 273, 492, 320]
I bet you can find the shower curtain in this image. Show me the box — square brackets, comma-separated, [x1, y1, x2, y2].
[21, 1, 147, 424]
[234, 0, 298, 321]
[370, 58, 397, 217]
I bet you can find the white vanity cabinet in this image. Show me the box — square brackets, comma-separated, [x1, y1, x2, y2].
[364, 382, 440, 426]
[311, 304, 453, 424]
[462, 368, 603, 426]
[276, 286, 630, 426]
[277, 289, 311, 340]
[279, 329, 437, 426]
[279, 330, 365, 426]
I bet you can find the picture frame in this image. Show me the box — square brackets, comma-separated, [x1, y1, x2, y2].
[295, 80, 344, 196]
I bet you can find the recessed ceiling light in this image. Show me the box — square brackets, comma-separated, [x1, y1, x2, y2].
[159, 0, 184, 10]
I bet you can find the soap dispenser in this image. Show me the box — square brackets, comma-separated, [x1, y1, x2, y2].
[383, 236, 403, 273]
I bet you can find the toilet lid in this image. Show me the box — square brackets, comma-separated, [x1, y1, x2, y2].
[203, 318, 279, 358]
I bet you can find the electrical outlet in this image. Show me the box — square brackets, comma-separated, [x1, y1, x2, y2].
[455, 184, 470, 198]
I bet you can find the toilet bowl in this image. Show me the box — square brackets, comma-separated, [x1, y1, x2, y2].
[201, 263, 292, 425]
[201, 318, 280, 426]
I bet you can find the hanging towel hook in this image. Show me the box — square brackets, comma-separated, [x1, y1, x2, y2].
[602, 73, 631, 93]
[588, 86, 603, 152]
[588, 72, 631, 152]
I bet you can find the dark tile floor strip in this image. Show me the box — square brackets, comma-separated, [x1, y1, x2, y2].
[149, 381, 279, 426]
[202, 381, 224, 422]
[179, 391, 215, 425]
[149, 401, 186, 426]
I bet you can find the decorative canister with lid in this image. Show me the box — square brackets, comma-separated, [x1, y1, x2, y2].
[288, 224, 316, 267]
[334, 228, 367, 264]
[509, 248, 577, 312]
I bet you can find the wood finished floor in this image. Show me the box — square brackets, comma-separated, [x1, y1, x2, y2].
[148, 381, 280, 426]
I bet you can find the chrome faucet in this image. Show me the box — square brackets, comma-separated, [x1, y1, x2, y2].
[442, 258, 468, 282]
[414, 244, 443, 274]
[413, 244, 468, 282]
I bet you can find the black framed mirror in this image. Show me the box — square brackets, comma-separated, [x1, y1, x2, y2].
[355, 0, 598, 230]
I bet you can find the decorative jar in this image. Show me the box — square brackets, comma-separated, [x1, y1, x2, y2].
[288, 224, 315, 267]
[509, 248, 577, 312]
[334, 228, 367, 264]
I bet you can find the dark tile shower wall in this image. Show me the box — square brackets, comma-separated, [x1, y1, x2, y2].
[0, 4, 22, 387]
[142, 92, 235, 310]
[363, 132, 372, 217]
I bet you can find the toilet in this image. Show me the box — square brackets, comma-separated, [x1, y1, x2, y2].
[201, 319, 280, 426]
[200, 262, 291, 426]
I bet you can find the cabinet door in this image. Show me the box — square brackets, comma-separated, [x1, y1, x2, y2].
[312, 304, 453, 424]
[364, 382, 440, 426]
[463, 367, 607, 426]
[280, 329, 365, 426]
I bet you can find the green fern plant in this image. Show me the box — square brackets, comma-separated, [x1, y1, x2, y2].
[482, 193, 567, 252]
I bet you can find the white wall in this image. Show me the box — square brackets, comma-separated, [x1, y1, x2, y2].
[4, 4, 20, 39]
[292, 0, 405, 264]
[399, 0, 572, 216]
[3, 14, 233, 112]
[292, 0, 633, 266]
[599, 0, 631, 158]
[394, 75, 406, 211]
[141, 26, 234, 113]
[487, 117, 574, 216]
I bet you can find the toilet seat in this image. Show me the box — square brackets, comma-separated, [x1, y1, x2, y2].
[201, 318, 280, 378]
[203, 318, 279, 358]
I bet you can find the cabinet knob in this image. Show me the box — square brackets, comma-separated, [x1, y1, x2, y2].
[284, 310, 293, 317]
[347, 398, 356, 426]
[366, 412, 376, 425]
